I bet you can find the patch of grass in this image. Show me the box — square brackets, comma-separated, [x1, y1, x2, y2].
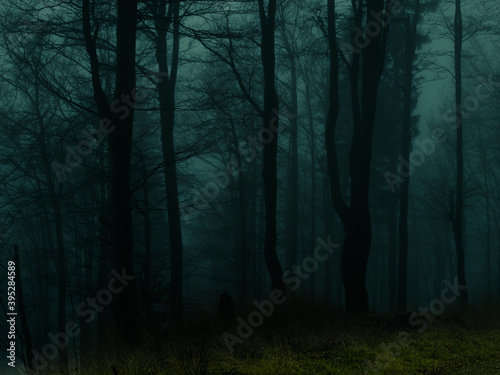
[39, 305, 500, 375]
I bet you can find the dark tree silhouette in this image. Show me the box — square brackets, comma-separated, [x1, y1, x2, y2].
[325, 0, 391, 313]
[82, 0, 141, 343]
[258, 0, 285, 292]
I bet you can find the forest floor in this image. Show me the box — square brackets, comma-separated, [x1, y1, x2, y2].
[43, 303, 500, 375]
[452, 359, 500, 374]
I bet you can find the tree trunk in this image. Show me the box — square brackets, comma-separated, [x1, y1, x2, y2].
[325, 0, 389, 314]
[98, 159, 111, 351]
[280, 23, 299, 270]
[398, 0, 420, 312]
[258, 0, 285, 291]
[249, 164, 258, 298]
[151, 1, 184, 324]
[479, 127, 491, 302]
[143, 172, 152, 313]
[388, 192, 397, 310]
[229, 116, 248, 307]
[453, 0, 468, 308]
[34, 81, 68, 370]
[13, 245, 34, 372]
[83, 0, 141, 343]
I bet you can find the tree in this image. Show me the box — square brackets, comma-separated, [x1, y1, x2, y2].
[82, 0, 141, 342]
[325, 0, 391, 313]
[433, 0, 498, 308]
[193, 1, 285, 292]
[452, 0, 468, 308]
[398, 0, 425, 312]
[277, 2, 299, 271]
[258, 0, 285, 292]
[148, 0, 184, 324]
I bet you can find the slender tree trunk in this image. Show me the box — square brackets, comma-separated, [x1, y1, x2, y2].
[388, 193, 397, 310]
[398, 1, 420, 311]
[152, 1, 184, 323]
[305, 72, 317, 298]
[477, 125, 491, 302]
[493, 214, 500, 303]
[280, 24, 299, 271]
[258, 178, 266, 293]
[143, 174, 152, 313]
[322, 173, 333, 306]
[258, 0, 285, 291]
[228, 117, 248, 307]
[81, 210, 94, 355]
[453, 0, 468, 307]
[13, 245, 34, 372]
[250, 164, 258, 297]
[34, 82, 68, 371]
[97, 160, 111, 351]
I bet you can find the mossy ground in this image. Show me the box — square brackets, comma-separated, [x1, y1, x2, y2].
[40, 305, 500, 375]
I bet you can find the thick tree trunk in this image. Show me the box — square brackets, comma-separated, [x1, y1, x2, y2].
[83, 0, 141, 343]
[325, 0, 389, 314]
[343, 127, 373, 313]
[111, 0, 141, 341]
